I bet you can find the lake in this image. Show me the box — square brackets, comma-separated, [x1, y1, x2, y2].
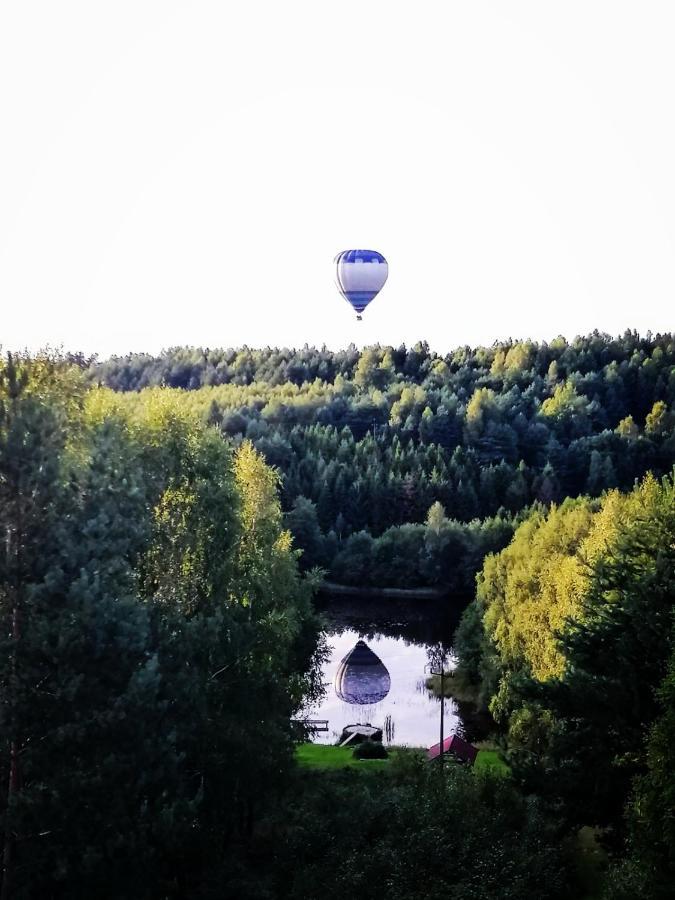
[303, 596, 481, 749]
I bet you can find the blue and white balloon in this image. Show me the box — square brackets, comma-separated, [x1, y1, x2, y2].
[334, 249, 388, 320]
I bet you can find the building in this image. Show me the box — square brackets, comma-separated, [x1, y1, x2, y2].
[427, 734, 478, 765]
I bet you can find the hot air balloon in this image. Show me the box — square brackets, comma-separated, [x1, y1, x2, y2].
[334, 249, 388, 320]
[334, 639, 391, 705]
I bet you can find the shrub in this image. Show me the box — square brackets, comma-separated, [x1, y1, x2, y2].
[353, 741, 388, 760]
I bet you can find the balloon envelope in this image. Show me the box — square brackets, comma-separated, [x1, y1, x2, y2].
[334, 249, 388, 318]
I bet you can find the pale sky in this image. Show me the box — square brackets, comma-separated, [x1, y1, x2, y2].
[1, 1, 673, 358]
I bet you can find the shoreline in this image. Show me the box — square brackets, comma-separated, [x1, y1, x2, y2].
[318, 580, 448, 601]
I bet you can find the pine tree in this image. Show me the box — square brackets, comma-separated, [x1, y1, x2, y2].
[0, 355, 79, 897]
[286, 496, 325, 569]
[605, 634, 675, 898]
[0, 358, 172, 896]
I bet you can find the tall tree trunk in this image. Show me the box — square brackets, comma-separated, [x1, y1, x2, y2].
[1, 693, 19, 900]
[1, 515, 21, 900]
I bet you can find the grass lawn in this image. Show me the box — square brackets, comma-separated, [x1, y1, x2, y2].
[474, 749, 511, 776]
[296, 743, 510, 777]
[295, 743, 394, 770]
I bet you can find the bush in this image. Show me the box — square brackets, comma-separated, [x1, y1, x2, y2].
[353, 741, 388, 760]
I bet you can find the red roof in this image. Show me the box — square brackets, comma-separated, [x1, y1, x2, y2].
[427, 734, 478, 764]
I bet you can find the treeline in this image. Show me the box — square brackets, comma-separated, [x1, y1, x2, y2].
[0, 354, 320, 898]
[289, 498, 516, 593]
[455, 471, 675, 897]
[90, 331, 674, 402]
[89, 333, 675, 588]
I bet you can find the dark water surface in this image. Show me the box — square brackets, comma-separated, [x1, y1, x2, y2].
[303, 597, 480, 749]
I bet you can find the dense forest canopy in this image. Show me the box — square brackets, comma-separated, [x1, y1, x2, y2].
[0, 354, 321, 897]
[86, 332, 675, 592]
[455, 469, 675, 897]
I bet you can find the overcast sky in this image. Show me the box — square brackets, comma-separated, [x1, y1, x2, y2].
[1, 1, 673, 358]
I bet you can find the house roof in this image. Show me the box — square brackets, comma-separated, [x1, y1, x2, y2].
[427, 734, 478, 764]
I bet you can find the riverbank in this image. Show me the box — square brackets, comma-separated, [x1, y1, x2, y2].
[425, 668, 480, 704]
[319, 580, 448, 600]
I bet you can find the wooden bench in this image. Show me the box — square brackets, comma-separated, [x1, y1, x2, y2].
[291, 718, 329, 732]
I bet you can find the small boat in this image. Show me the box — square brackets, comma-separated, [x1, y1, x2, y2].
[339, 723, 383, 746]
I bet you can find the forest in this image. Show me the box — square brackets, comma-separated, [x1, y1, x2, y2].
[0, 332, 674, 897]
[454, 469, 675, 898]
[90, 331, 675, 594]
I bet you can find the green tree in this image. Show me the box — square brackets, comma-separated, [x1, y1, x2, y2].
[645, 400, 671, 436]
[270, 757, 569, 900]
[0, 364, 322, 897]
[0, 357, 169, 897]
[605, 634, 675, 898]
[539, 473, 675, 827]
[286, 496, 325, 570]
[425, 500, 447, 533]
[615, 415, 639, 439]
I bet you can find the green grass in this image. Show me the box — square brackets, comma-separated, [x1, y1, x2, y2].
[295, 743, 393, 771]
[474, 749, 511, 776]
[296, 743, 510, 777]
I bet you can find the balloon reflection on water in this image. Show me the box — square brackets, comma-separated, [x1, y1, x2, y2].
[334, 639, 391, 705]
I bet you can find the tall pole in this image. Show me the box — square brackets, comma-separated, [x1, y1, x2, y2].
[439, 668, 445, 772]
[426, 653, 446, 775]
